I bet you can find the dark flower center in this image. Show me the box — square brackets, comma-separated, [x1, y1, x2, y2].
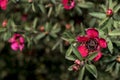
[86, 38, 98, 51]
[68, 0, 73, 5]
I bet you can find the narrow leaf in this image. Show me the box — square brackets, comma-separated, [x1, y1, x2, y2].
[87, 52, 98, 61]
[65, 55, 76, 61]
[78, 66, 85, 80]
[108, 30, 120, 36]
[71, 45, 83, 60]
[89, 12, 106, 19]
[107, 38, 113, 53]
[33, 18, 38, 29]
[35, 33, 46, 40]
[85, 64, 97, 78]
[39, 4, 46, 13]
[48, 7, 53, 17]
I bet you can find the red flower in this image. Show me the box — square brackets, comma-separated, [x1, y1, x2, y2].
[77, 28, 107, 61]
[0, 0, 8, 10]
[62, 0, 75, 10]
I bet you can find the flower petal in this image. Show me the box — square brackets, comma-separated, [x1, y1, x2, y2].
[0, 0, 8, 10]
[76, 36, 88, 42]
[19, 36, 24, 43]
[77, 45, 88, 57]
[99, 38, 107, 48]
[11, 42, 19, 51]
[19, 44, 24, 51]
[93, 52, 102, 62]
[86, 28, 99, 38]
[8, 37, 16, 43]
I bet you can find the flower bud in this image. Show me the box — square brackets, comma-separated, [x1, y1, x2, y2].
[74, 59, 80, 65]
[65, 24, 71, 29]
[106, 9, 113, 17]
[116, 56, 120, 62]
[72, 65, 79, 71]
[2, 20, 7, 27]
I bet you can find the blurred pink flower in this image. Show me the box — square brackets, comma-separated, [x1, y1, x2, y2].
[0, 0, 8, 10]
[62, 0, 75, 10]
[9, 34, 25, 51]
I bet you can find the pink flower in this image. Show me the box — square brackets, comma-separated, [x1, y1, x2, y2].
[8, 34, 25, 51]
[0, 0, 8, 10]
[62, 0, 75, 10]
[77, 28, 107, 61]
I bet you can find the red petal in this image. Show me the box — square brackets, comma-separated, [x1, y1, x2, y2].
[93, 52, 102, 62]
[76, 36, 88, 42]
[99, 38, 107, 48]
[86, 28, 99, 38]
[77, 45, 88, 57]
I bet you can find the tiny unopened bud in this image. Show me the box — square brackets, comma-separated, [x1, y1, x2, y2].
[28, 0, 32, 3]
[39, 26, 45, 32]
[65, 41, 69, 46]
[2, 20, 7, 27]
[106, 9, 113, 17]
[74, 59, 80, 65]
[65, 24, 71, 30]
[72, 65, 79, 71]
[116, 56, 120, 62]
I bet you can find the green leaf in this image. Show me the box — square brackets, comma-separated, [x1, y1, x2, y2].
[113, 21, 120, 29]
[89, 12, 106, 19]
[85, 64, 97, 78]
[0, 28, 6, 32]
[48, 7, 53, 17]
[100, 5, 106, 12]
[103, 56, 116, 63]
[78, 66, 85, 80]
[33, 18, 38, 29]
[65, 46, 76, 61]
[87, 52, 98, 61]
[35, 33, 46, 40]
[107, 38, 113, 53]
[56, 4, 62, 16]
[66, 46, 72, 56]
[78, 2, 94, 8]
[114, 4, 120, 13]
[39, 4, 46, 14]
[106, 62, 115, 72]
[52, 39, 61, 50]
[113, 41, 120, 46]
[113, 13, 120, 21]
[32, 3, 36, 12]
[99, 17, 109, 27]
[109, 0, 113, 9]
[71, 45, 83, 60]
[68, 65, 74, 71]
[108, 30, 120, 36]
[51, 0, 56, 4]
[65, 55, 76, 61]
[114, 63, 120, 74]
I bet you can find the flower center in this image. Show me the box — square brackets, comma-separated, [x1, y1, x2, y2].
[86, 38, 98, 51]
[68, 0, 73, 5]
